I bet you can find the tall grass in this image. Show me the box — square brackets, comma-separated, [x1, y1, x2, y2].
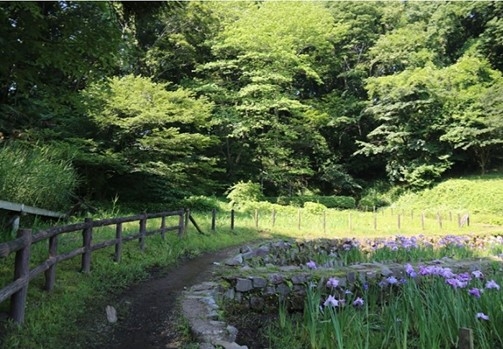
[0, 142, 78, 211]
[189, 206, 498, 240]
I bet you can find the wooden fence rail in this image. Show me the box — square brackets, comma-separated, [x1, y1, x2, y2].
[0, 199, 66, 233]
[0, 209, 185, 324]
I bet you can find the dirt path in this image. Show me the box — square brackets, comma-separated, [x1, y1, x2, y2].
[89, 246, 242, 349]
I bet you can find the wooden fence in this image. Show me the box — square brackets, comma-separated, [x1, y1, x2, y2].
[209, 208, 470, 232]
[0, 209, 185, 324]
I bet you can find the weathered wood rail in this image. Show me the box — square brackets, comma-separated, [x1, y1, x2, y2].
[0, 199, 66, 233]
[0, 209, 185, 324]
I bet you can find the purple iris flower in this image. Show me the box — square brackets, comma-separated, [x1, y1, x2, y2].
[353, 297, 364, 307]
[306, 260, 317, 269]
[485, 280, 500, 290]
[326, 277, 340, 289]
[440, 268, 456, 279]
[405, 263, 417, 277]
[468, 288, 482, 298]
[457, 272, 472, 283]
[476, 312, 489, 320]
[324, 295, 339, 307]
[471, 270, 484, 279]
[446, 278, 468, 289]
[386, 276, 398, 285]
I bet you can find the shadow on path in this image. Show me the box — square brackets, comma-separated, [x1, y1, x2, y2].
[93, 246, 241, 349]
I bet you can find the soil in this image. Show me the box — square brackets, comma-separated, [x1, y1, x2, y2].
[82, 245, 247, 349]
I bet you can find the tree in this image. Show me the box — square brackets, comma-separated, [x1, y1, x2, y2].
[81, 75, 218, 201]
[357, 65, 452, 188]
[196, 1, 338, 194]
[0, 2, 123, 141]
[439, 56, 503, 174]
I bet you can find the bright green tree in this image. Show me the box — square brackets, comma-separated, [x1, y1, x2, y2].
[439, 56, 503, 174]
[197, 1, 340, 194]
[81, 75, 218, 201]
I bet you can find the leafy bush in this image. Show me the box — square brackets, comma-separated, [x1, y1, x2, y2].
[359, 191, 390, 210]
[303, 202, 327, 214]
[277, 195, 356, 209]
[225, 181, 264, 208]
[180, 195, 224, 212]
[0, 143, 78, 211]
[403, 163, 449, 189]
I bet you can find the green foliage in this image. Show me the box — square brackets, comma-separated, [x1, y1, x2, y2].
[0, 142, 78, 211]
[180, 195, 225, 212]
[2, 0, 503, 203]
[225, 181, 264, 208]
[196, 2, 341, 194]
[303, 202, 327, 215]
[0, 2, 123, 140]
[81, 74, 219, 202]
[237, 200, 277, 214]
[358, 189, 390, 210]
[277, 196, 356, 210]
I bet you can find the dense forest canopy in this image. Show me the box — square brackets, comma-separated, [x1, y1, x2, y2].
[1, 0, 502, 207]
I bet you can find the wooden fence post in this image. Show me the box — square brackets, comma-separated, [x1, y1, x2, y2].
[397, 214, 401, 230]
[211, 208, 216, 231]
[297, 209, 301, 230]
[437, 212, 442, 229]
[458, 327, 474, 349]
[10, 228, 32, 324]
[184, 209, 190, 235]
[373, 212, 377, 230]
[178, 210, 184, 236]
[139, 214, 147, 251]
[81, 218, 93, 273]
[421, 212, 425, 230]
[230, 209, 235, 231]
[323, 211, 326, 233]
[271, 209, 276, 228]
[114, 222, 123, 262]
[44, 234, 58, 291]
[11, 215, 20, 233]
[160, 215, 166, 239]
[254, 209, 259, 229]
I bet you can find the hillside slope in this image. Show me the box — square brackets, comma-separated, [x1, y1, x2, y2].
[392, 174, 503, 216]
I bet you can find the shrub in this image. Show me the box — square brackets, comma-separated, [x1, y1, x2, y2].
[303, 202, 327, 214]
[277, 195, 356, 209]
[180, 195, 224, 212]
[225, 181, 264, 208]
